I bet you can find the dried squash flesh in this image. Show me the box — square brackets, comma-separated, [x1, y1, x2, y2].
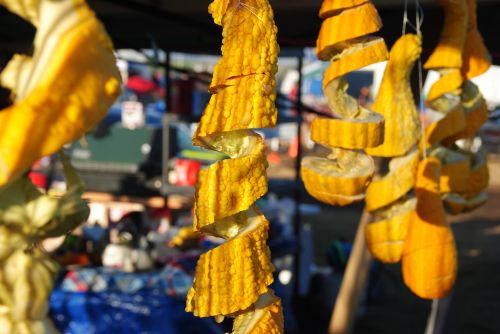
[302, 153, 374, 206]
[444, 81, 489, 142]
[430, 146, 470, 193]
[316, 1, 382, 61]
[366, 148, 419, 212]
[426, 69, 464, 103]
[365, 34, 422, 157]
[188, 0, 282, 330]
[425, 104, 467, 147]
[443, 191, 487, 215]
[322, 37, 388, 86]
[366, 197, 416, 264]
[424, 0, 468, 70]
[402, 157, 457, 299]
[232, 292, 284, 334]
[0, 0, 121, 187]
[319, 0, 368, 18]
[302, 0, 386, 206]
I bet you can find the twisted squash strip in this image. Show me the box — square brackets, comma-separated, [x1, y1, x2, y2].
[0, 0, 121, 187]
[187, 1, 283, 332]
[444, 81, 489, 143]
[365, 148, 419, 212]
[363, 35, 422, 263]
[430, 147, 470, 193]
[301, 0, 387, 207]
[366, 34, 422, 157]
[365, 197, 416, 264]
[462, 0, 491, 79]
[319, 0, 367, 19]
[424, 0, 468, 70]
[316, 1, 383, 61]
[426, 69, 463, 103]
[425, 103, 467, 147]
[0, 0, 38, 26]
[443, 192, 488, 215]
[402, 157, 457, 299]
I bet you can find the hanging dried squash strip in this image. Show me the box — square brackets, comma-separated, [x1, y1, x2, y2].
[365, 197, 416, 264]
[301, 0, 388, 207]
[462, 0, 491, 79]
[0, 0, 121, 187]
[423, 0, 468, 70]
[366, 34, 422, 157]
[365, 148, 419, 212]
[187, 1, 283, 332]
[402, 157, 457, 299]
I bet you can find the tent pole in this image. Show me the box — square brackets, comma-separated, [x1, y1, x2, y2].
[328, 209, 372, 334]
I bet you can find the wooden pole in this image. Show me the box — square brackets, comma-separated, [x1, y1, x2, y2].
[328, 209, 372, 334]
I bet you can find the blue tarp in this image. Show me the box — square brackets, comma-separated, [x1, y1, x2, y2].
[50, 290, 224, 334]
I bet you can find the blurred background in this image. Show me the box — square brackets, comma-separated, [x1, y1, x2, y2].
[1, 1, 500, 333]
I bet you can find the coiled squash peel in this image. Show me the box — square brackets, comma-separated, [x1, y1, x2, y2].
[301, 0, 388, 207]
[186, 1, 283, 332]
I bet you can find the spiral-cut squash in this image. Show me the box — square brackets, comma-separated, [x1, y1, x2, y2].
[424, 0, 468, 70]
[462, 0, 491, 79]
[402, 158, 457, 299]
[444, 81, 489, 143]
[301, 0, 387, 206]
[365, 34, 422, 157]
[186, 1, 283, 331]
[0, 0, 121, 187]
[430, 147, 470, 193]
[365, 148, 419, 212]
[365, 197, 416, 264]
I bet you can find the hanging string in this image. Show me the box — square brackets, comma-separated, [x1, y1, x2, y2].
[415, 0, 427, 160]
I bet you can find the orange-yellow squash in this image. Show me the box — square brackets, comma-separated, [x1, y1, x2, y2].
[365, 197, 416, 263]
[188, 0, 283, 330]
[319, 0, 367, 19]
[402, 157, 457, 299]
[365, 34, 422, 157]
[461, 0, 491, 79]
[424, 0, 468, 70]
[316, 1, 382, 61]
[0, 0, 121, 187]
[365, 148, 419, 212]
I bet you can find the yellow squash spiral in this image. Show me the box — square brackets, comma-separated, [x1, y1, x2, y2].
[301, 0, 388, 206]
[186, 1, 283, 333]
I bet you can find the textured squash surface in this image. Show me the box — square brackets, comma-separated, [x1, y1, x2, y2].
[316, 1, 382, 61]
[0, 0, 121, 187]
[402, 158, 457, 299]
[366, 197, 416, 264]
[302, 0, 387, 206]
[366, 34, 422, 157]
[426, 69, 464, 103]
[232, 292, 284, 334]
[188, 0, 283, 330]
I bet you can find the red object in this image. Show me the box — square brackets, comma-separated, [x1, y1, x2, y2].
[288, 136, 299, 158]
[126, 76, 157, 94]
[175, 159, 202, 186]
[28, 171, 47, 188]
